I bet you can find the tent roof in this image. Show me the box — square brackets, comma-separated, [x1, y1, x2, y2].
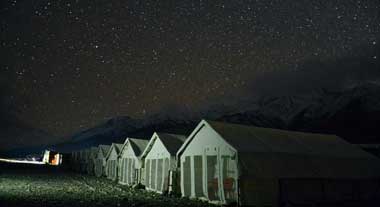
[179, 120, 380, 178]
[105, 143, 123, 159]
[98, 145, 111, 157]
[156, 133, 187, 156]
[142, 132, 187, 157]
[206, 120, 373, 159]
[129, 138, 149, 157]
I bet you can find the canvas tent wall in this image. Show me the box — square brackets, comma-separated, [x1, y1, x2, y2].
[357, 144, 380, 158]
[71, 151, 80, 171]
[94, 145, 111, 177]
[78, 149, 88, 173]
[177, 120, 380, 206]
[105, 143, 123, 181]
[141, 132, 186, 194]
[119, 138, 149, 186]
[86, 146, 98, 175]
[81, 148, 92, 173]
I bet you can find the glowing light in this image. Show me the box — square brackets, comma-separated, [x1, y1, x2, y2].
[0, 158, 45, 165]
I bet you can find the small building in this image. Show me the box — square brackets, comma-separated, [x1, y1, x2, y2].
[86, 146, 98, 175]
[177, 120, 380, 206]
[118, 138, 149, 186]
[105, 143, 123, 181]
[94, 145, 111, 177]
[42, 150, 62, 166]
[141, 132, 186, 194]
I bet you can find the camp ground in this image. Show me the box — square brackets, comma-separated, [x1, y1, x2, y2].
[86, 146, 98, 175]
[94, 145, 111, 177]
[105, 143, 123, 181]
[118, 138, 149, 186]
[177, 120, 380, 206]
[141, 132, 186, 194]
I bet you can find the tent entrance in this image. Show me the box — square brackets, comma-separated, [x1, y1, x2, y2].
[204, 146, 238, 204]
[205, 146, 220, 201]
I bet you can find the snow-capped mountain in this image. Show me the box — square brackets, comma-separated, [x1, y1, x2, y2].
[219, 83, 380, 143]
[4, 83, 380, 156]
[57, 83, 380, 152]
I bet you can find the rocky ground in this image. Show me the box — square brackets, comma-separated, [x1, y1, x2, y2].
[0, 162, 214, 207]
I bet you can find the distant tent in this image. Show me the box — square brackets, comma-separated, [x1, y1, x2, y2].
[141, 132, 186, 194]
[94, 145, 111, 177]
[119, 138, 149, 186]
[86, 146, 98, 175]
[71, 151, 81, 171]
[81, 148, 92, 173]
[78, 149, 88, 173]
[177, 120, 380, 206]
[105, 143, 123, 181]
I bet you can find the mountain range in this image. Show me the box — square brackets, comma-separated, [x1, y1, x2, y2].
[3, 83, 380, 156]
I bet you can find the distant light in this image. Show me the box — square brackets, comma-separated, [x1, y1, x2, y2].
[0, 158, 45, 165]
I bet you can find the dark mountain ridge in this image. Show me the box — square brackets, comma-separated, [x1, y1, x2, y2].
[3, 83, 380, 156]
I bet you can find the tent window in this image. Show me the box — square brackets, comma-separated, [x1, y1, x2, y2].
[157, 159, 163, 191]
[120, 159, 124, 182]
[207, 155, 219, 201]
[124, 159, 130, 183]
[222, 155, 237, 202]
[112, 160, 116, 178]
[183, 156, 191, 197]
[163, 158, 170, 192]
[127, 158, 131, 184]
[145, 159, 151, 186]
[130, 159, 135, 184]
[194, 155, 204, 197]
[151, 159, 157, 190]
[113, 160, 116, 178]
[120, 159, 123, 182]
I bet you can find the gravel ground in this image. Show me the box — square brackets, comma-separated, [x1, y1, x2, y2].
[0, 162, 215, 207]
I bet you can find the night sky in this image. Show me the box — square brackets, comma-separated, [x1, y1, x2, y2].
[1, 0, 379, 137]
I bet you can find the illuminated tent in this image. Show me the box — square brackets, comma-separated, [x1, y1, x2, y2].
[94, 145, 111, 177]
[141, 132, 186, 194]
[119, 138, 149, 186]
[177, 120, 380, 206]
[105, 143, 123, 181]
[86, 146, 98, 175]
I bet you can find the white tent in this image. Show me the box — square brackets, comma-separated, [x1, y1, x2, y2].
[141, 132, 186, 194]
[119, 138, 149, 186]
[86, 146, 98, 175]
[94, 145, 111, 177]
[105, 143, 123, 181]
[177, 120, 380, 206]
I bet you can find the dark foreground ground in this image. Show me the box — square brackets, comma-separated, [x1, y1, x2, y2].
[0, 162, 214, 207]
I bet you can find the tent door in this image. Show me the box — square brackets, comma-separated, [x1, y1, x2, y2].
[220, 146, 238, 204]
[205, 146, 221, 202]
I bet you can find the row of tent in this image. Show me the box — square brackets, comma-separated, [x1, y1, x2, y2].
[70, 120, 380, 206]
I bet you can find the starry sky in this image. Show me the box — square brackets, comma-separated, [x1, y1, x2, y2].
[0, 0, 379, 137]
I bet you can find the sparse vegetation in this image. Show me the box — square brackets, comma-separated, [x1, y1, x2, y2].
[0, 163, 215, 207]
